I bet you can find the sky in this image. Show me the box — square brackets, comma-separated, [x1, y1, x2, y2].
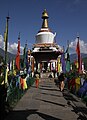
[0, 0, 87, 54]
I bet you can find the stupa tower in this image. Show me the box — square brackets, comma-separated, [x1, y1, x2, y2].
[31, 9, 62, 74]
[36, 9, 55, 44]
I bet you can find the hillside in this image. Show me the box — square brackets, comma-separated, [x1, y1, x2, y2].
[70, 53, 87, 71]
[0, 48, 16, 61]
[0, 48, 87, 70]
[82, 57, 87, 71]
[70, 53, 87, 62]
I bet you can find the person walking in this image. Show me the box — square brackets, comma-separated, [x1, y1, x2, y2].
[35, 74, 39, 88]
[58, 72, 65, 91]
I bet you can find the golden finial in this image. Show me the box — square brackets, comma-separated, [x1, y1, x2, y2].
[42, 9, 49, 28]
[42, 9, 49, 19]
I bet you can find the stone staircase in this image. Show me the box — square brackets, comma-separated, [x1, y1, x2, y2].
[40, 72, 53, 78]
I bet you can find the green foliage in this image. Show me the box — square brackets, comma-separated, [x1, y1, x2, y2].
[20, 58, 24, 68]
[0, 75, 4, 84]
[0, 55, 4, 63]
[0, 55, 5, 84]
[82, 57, 87, 71]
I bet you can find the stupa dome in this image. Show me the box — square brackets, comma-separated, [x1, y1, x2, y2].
[35, 9, 56, 44]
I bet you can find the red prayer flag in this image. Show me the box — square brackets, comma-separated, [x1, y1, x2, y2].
[76, 38, 81, 72]
[16, 36, 20, 70]
[76, 39, 80, 56]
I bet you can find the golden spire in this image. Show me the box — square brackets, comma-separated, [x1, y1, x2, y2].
[42, 9, 49, 28]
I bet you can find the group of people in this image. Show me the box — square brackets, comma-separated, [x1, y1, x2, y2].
[57, 71, 87, 95]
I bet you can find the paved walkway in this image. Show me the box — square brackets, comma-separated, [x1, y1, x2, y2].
[5, 78, 87, 120]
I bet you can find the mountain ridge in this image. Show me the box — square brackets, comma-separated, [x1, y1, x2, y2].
[0, 48, 87, 62]
[0, 48, 16, 61]
[70, 53, 87, 62]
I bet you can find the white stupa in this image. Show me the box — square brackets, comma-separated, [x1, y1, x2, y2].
[35, 9, 56, 44]
[32, 9, 62, 62]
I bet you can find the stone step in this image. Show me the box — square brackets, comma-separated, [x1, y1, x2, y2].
[40, 72, 54, 78]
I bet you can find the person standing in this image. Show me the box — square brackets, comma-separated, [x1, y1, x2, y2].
[35, 74, 39, 88]
[58, 72, 65, 91]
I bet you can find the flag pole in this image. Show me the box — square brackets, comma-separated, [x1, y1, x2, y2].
[4, 16, 10, 85]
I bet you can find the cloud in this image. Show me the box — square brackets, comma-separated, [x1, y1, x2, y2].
[0, 35, 4, 49]
[8, 43, 24, 55]
[69, 38, 87, 54]
[0, 35, 3, 42]
[0, 34, 24, 55]
[1, 34, 87, 55]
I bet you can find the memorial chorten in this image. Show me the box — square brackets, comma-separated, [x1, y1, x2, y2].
[31, 9, 62, 73]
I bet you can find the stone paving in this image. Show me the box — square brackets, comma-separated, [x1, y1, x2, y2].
[5, 78, 87, 120]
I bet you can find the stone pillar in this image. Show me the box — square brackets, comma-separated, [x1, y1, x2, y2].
[38, 63, 40, 72]
[32, 58, 34, 72]
[36, 61, 38, 72]
[40, 62, 42, 72]
[55, 62, 56, 71]
[50, 62, 51, 71]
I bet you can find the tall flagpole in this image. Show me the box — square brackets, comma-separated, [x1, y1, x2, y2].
[4, 16, 10, 85]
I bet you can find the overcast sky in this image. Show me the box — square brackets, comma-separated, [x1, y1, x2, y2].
[0, 0, 87, 54]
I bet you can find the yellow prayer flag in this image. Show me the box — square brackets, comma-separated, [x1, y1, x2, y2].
[58, 58, 61, 73]
[23, 78, 28, 90]
[4, 32, 6, 42]
[5, 68, 8, 84]
[4, 19, 8, 43]
[12, 60, 15, 71]
[75, 77, 80, 85]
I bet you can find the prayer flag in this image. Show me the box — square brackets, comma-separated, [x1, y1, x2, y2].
[16, 34, 20, 70]
[61, 47, 66, 73]
[4, 16, 10, 84]
[23, 42, 29, 71]
[76, 37, 81, 72]
[66, 43, 71, 72]
[57, 57, 61, 73]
